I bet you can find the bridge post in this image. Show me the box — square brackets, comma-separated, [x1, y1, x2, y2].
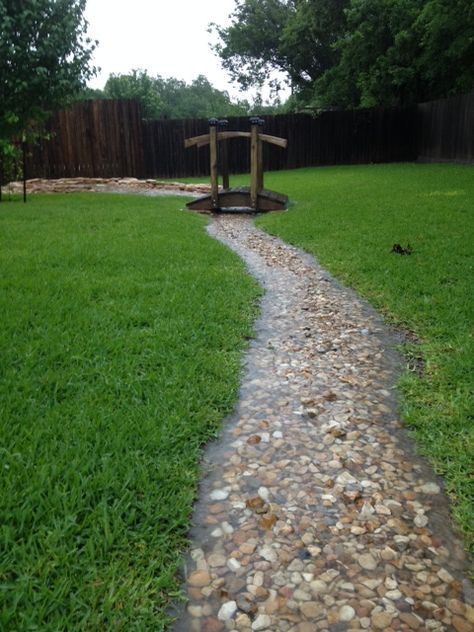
[256, 118, 264, 191]
[249, 117, 260, 209]
[218, 119, 229, 190]
[208, 118, 219, 209]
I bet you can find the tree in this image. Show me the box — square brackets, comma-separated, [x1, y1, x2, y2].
[210, 0, 348, 97]
[104, 70, 164, 118]
[0, 0, 97, 141]
[211, 0, 294, 91]
[415, 0, 474, 101]
[315, 0, 474, 108]
[103, 70, 253, 119]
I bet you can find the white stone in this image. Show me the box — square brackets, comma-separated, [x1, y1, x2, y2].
[217, 600, 237, 621]
[414, 513, 429, 527]
[259, 545, 277, 563]
[190, 548, 205, 561]
[385, 577, 398, 590]
[258, 486, 270, 501]
[188, 604, 203, 617]
[336, 471, 357, 485]
[272, 431, 283, 439]
[358, 553, 378, 570]
[437, 568, 454, 583]
[293, 588, 311, 601]
[227, 558, 241, 572]
[211, 528, 223, 537]
[210, 489, 229, 501]
[252, 614, 272, 630]
[310, 580, 328, 594]
[359, 501, 375, 518]
[421, 482, 441, 494]
[339, 605, 356, 621]
[252, 571, 264, 587]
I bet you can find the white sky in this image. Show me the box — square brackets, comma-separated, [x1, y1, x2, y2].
[84, 0, 287, 102]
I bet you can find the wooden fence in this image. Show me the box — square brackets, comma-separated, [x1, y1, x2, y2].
[21, 91, 473, 181]
[142, 107, 418, 178]
[418, 91, 474, 162]
[26, 99, 145, 179]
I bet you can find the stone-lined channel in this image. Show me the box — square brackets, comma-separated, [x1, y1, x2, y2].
[172, 214, 473, 632]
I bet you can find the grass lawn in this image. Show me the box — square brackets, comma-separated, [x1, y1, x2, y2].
[0, 193, 260, 630]
[255, 163, 473, 550]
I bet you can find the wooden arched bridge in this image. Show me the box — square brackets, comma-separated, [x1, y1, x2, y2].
[184, 117, 288, 212]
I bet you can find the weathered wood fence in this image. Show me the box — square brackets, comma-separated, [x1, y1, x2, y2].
[25, 100, 145, 179]
[418, 91, 474, 163]
[22, 90, 474, 180]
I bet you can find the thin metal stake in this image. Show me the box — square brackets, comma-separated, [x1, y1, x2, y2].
[22, 141, 27, 203]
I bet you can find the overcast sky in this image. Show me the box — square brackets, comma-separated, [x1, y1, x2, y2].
[84, 0, 284, 101]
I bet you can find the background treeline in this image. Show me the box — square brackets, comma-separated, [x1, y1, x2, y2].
[81, 1, 473, 119]
[81, 71, 284, 119]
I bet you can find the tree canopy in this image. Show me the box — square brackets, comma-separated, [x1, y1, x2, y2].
[212, 0, 474, 109]
[98, 70, 262, 119]
[0, 0, 97, 141]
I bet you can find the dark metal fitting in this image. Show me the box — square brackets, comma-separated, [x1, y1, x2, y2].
[217, 119, 228, 127]
[249, 116, 261, 125]
[208, 118, 219, 126]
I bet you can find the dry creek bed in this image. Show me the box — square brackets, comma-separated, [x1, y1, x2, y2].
[171, 214, 473, 632]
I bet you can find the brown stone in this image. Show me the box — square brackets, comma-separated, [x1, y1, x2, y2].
[188, 570, 212, 587]
[371, 611, 394, 629]
[300, 601, 323, 618]
[259, 514, 278, 529]
[240, 542, 257, 555]
[447, 599, 466, 615]
[202, 617, 225, 632]
[452, 616, 473, 632]
[297, 623, 318, 632]
[246, 496, 266, 512]
[399, 612, 422, 629]
[247, 434, 261, 444]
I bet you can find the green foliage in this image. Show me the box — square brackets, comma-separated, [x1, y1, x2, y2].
[315, 0, 474, 108]
[211, 0, 294, 91]
[0, 193, 260, 629]
[211, 0, 347, 96]
[0, 139, 22, 185]
[102, 70, 252, 119]
[257, 163, 474, 549]
[104, 70, 165, 118]
[211, 0, 474, 109]
[0, 0, 97, 141]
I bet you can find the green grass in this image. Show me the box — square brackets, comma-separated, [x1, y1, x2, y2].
[0, 193, 260, 630]
[255, 163, 474, 549]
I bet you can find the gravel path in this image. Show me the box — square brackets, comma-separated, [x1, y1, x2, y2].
[172, 214, 472, 632]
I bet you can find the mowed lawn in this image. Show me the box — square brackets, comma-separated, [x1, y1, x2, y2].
[257, 163, 473, 550]
[0, 194, 259, 630]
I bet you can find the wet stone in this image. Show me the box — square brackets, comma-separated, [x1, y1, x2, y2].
[172, 215, 473, 632]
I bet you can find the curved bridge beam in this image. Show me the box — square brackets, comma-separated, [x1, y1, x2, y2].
[184, 131, 287, 150]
